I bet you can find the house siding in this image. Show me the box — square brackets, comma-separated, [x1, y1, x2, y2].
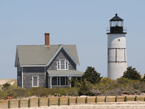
[22, 67, 46, 89]
[20, 48, 77, 89]
[17, 67, 22, 87]
[47, 48, 76, 70]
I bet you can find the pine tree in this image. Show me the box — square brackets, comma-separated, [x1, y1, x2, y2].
[123, 66, 141, 80]
[82, 67, 102, 84]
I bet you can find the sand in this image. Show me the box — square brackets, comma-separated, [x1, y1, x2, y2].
[3, 101, 145, 109]
[0, 79, 17, 85]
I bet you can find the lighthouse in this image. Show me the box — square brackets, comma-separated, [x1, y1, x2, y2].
[107, 14, 127, 80]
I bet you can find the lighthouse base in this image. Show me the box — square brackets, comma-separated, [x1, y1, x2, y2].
[108, 62, 127, 80]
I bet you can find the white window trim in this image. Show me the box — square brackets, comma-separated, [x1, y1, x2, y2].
[57, 59, 69, 70]
[32, 76, 39, 87]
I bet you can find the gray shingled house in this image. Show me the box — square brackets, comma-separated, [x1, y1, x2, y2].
[15, 33, 84, 89]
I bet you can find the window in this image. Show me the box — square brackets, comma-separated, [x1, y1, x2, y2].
[57, 59, 69, 70]
[32, 76, 39, 87]
[52, 77, 57, 85]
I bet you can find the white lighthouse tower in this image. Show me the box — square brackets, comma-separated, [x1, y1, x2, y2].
[107, 14, 127, 80]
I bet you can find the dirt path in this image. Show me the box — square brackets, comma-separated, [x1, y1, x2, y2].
[3, 101, 145, 109]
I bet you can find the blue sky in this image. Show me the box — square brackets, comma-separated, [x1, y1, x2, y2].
[0, 0, 145, 79]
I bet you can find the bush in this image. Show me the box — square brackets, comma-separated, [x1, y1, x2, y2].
[3, 85, 26, 98]
[96, 78, 118, 91]
[0, 90, 6, 99]
[26, 87, 79, 97]
[70, 77, 81, 87]
[27, 87, 49, 97]
[140, 82, 145, 92]
[141, 74, 145, 82]
[79, 79, 93, 95]
[117, 77, 132, 86]
[2, 83, 11, 89]
[100, 78, 114, 84]
[63, 87, 79, 96]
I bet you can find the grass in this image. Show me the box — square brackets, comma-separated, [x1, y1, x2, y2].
[0, 85, 2, 90]
[0, 96, 145, 108]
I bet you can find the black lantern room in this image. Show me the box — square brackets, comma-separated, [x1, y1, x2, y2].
[109, 14, 126, 34]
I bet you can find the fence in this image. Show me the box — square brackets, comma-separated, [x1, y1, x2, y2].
[0, 96, 145, 108]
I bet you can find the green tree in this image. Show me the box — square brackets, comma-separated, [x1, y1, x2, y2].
[123, 66, 141, 80]
[82, 67, 102, 84]
[70, 77, 81, 87]
[2, 83, 11, 89]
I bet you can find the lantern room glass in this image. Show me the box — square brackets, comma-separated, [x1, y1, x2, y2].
[110, 21, 123, 27]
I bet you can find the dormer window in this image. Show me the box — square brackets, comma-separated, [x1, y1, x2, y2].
[57, 59, 69, 70]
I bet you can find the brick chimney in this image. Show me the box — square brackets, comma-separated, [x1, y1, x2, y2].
[45, 33, 50, 46]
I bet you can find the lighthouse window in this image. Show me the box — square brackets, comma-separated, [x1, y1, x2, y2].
[118, 39, 120, 41]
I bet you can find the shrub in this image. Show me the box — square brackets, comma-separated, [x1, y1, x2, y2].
[140, 82, 145, 92]
[0, 90, 6, 99]
[141, 74, 145, 82]
[100, 78, 114, 84]
[63, 87, 79, 96]
[132, 81, 140, 90]
[2, 83, 11, 89]
[79, 79, 93, 95]
[27, 87, 49, 97]
[2, 85, 26, 98]
[26, 87, 79, 97]
[95, 78, 118, 92]
[117, 77, 132, 86]
[70, 77, 82, 87]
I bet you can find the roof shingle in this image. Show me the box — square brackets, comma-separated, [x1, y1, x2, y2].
[15, 45, 79, 66]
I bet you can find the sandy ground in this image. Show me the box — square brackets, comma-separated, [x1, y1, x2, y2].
[2, 101, 145, 109]
[0, 79, 17, 85]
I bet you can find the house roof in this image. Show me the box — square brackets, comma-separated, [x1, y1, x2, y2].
[47, 70, 84, 76]
[15, 44, 80, 67]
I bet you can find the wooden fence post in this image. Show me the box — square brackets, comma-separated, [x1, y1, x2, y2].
[115, 96, 117, 102]
[105, 96, 107, 102]
[58, 98, 60, 106]
[68, 97, 70, 105]
[95, 97, 97, 103]
[18, 99, 21, 108]
[28, 98, 31, 107]
[8, 100, 11, 108]
[38, 98, 40, 107]
[75, 97, 78, 104]
[134, 96, 137, 101]
[48, 98, 50, 106]
[124, 96, 127, 102]
[85, 97, 88, 104]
